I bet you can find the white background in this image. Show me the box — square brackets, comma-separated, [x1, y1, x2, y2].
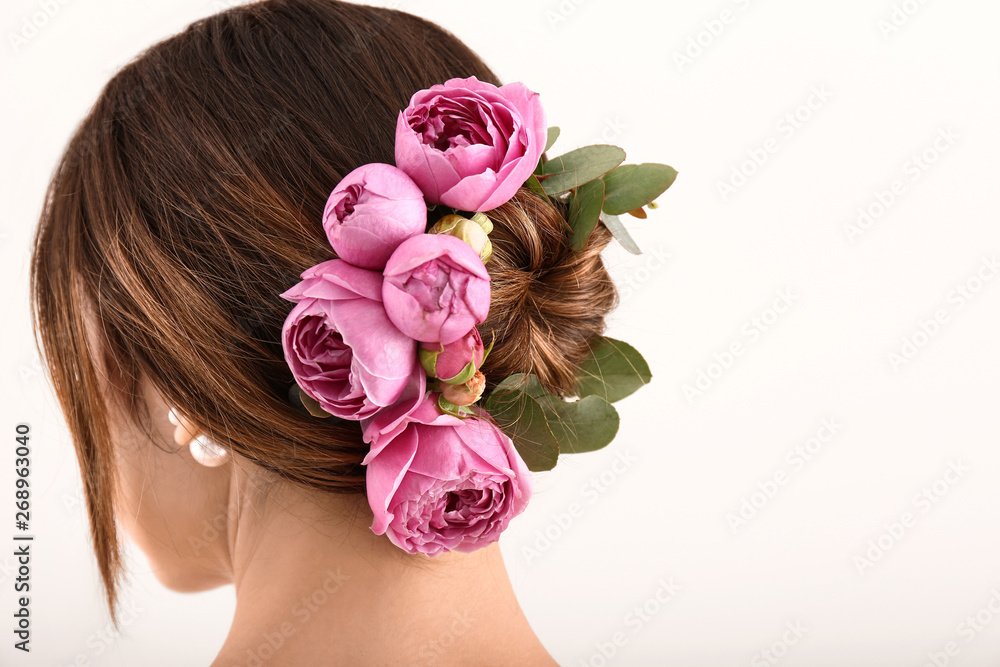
[3, 0, 1000, 665]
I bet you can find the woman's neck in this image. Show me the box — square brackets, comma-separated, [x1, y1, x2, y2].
[210, 471, 555, 666]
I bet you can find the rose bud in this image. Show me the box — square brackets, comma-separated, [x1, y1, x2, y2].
[419, 327, 488, 384]
[322, 163, 427, 270]
[470, 212, 494, 234]
[429, 214, 493, 264]
[440, 371, 486, 407]
[382, 233, 491, 344]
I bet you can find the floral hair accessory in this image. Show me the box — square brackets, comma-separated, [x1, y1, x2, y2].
[321, 163, 427, 270]
[281, 75, 676, 555]
[363, 394, 531, 556]
[394, 76, 547, 212]
[281, 259, 417, 420]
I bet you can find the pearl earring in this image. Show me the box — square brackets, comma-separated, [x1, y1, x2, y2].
[167, 407, 229, 467]
[189, 434, 229, 467]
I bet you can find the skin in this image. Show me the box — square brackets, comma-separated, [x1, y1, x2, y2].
[106, 375, 557, 666]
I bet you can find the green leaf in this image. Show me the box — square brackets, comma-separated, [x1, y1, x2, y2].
[601, 163, 678, 215]
[602, 214, 642, 255]
[419, 345, 442, 376]
[544, 126, 560, 153]
[536, 393, 620, 453]
[441, 359, 477, 385]
[509, 375, 620, 455]
[576, 337, 652, 403]
[483, 374, 560, 471]
[539, 145, 626, 195]
[481, 330, 496, 363]
[525, 173, 548, 198]
[568, 178, 606, 251]
[437, 393, 472, 418]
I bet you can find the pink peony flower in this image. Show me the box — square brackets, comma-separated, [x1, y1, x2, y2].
[322, 163, 427, 270]
[362, 394, 532, 556]
[395, 76, 546, 212]
[281, 259, 418, 420]
[419, 327, 485, 382]
[382, 234, 490, 344]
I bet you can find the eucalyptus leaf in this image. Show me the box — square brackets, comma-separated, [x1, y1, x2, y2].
[568, 178, 606, 251]
[536, 394, 620, 453]
[517, 375, 620, 454]
[601, 214, 642, 255]
[576, 337, 652, 403]
[544, 126, 560, 153]
[525, 173, 547, 197]
[602, 163, 678, 215]
[539, 145, 626, 195]
[519, 376, 547, 401]
[483, 374, 560, 471]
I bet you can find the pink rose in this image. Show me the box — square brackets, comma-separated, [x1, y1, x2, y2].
[419, 327, 485, 382]
[362, 394, 532, 556]
[322, 163, 427, 270]
[281, 259, 418, 420]
[382, 234, 490, 344]
[395, 76, 546, 212]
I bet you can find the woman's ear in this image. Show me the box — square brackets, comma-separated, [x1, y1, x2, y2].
[109, 380, 236, 592]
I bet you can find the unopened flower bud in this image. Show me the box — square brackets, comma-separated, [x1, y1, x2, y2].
[419, 328, 487, 383]
[430, 214, 493, 263]
[470, 211, 493, 234]
[441, 371, 486, 407]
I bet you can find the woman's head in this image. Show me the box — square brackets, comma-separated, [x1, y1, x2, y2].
[30, 0, 615, 624]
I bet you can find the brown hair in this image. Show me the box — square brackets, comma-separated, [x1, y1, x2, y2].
[29, 0, 616, 625]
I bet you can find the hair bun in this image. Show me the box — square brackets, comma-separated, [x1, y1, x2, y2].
[479, 188, 618, 396]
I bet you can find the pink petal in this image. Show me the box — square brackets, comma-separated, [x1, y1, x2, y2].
[366, 429, 420, 535]
[333, 299, 415, 407]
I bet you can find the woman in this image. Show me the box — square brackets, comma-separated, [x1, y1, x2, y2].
[31, 0, 622, 663]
